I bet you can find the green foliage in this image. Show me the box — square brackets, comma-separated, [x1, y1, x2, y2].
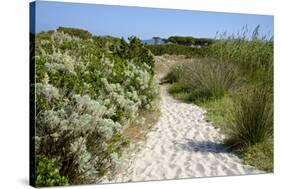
[168, 36, 194, 45]
[226, 86, 273, 148]
[147, 36, 214, 57]
[57, 27, 93, 39]
[162, 63, 185, 83]
[209, 27, 273, 168]
[164, 27, 273, 172]
[199, 96, 234, 134]
[147, 44, 210, 58]
[35, 155, 69, 187]
[168, 82, 187, 94]
[35, 28, 159, 185]
[118, 36, 155, 72]
[210, 26, 273, 86]
[198, 86, 274, 172]
[167, 58, 240, 101]
[168, 36, 214, 46]
[243, 139, 273, 172]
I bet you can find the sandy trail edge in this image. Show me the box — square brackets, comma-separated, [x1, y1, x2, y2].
[102, 85, 262, 183]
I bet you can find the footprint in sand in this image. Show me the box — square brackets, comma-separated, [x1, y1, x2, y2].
[103, 85, 263, 183]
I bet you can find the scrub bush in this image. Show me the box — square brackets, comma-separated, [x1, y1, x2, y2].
[34, 28, 159, 185]
[35, 155, 69, 187]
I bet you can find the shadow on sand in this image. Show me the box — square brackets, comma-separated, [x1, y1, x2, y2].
[173, 139, 230, 153]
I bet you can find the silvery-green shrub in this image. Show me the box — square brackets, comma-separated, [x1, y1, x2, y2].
[35, 29, 158, 185]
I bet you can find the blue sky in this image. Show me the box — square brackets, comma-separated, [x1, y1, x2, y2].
[31, 1, 274, 39]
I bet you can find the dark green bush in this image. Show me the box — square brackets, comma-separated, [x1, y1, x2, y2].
[146, 44, 210, 58]
[118, 37, 154, 72]
[35, 155, 69, 187]
[168, 36, 214, 46]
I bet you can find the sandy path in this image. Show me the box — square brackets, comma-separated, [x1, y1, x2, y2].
[104, 85, 262, 183]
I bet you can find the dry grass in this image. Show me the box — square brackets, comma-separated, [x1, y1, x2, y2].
[154, 55, 195, 82]
[123, 100, 161, 145]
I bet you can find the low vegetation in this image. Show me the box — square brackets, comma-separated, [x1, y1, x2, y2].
[33, 25, 274, 186]
[35, 155, 69, 187]
[226, 85, 273, 146]
[146, 44, 210, 58]
[166, 59, 240, 101]
[211, 25, 273, 86]
[34, 28, 159, 186]
[163, 26, 273, 172]
[243, 139, 273, 172]
[198, 96, 234, 134]
[167, 36, 214, 46]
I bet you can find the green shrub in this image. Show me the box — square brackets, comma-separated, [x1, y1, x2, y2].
[34, 28, 159, 185]
[35, 155, 69, 187]
[119, 37, 155, 72]
[36, 91, 125, 184]
[226, 86, 273, 148]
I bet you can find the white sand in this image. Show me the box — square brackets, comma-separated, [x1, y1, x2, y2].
[102, 85, 262, 183]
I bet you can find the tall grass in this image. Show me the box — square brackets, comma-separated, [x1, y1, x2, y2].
[166, 58, 240, 101]
[226, 86, 273, 148]
[162, 63, 185, 83]
[211, 26, 273, 86]
[211, 26, 274, 149]
[184, 58, 240, 99]
[165, 26, 273, 171]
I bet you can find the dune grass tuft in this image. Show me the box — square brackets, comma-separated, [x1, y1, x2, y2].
[225, 86, 273, 148]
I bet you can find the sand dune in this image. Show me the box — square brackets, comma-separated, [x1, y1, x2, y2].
[102, 85, 262, 183]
